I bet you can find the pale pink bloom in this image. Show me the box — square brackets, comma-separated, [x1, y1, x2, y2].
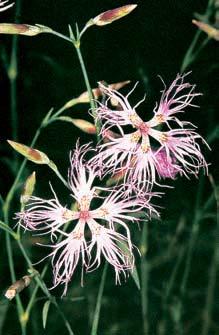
[15, 193, 78, 240]
[148, 128, 208, 177]
[92, 74, 208, 190]
[0, 0, 14, 12]
[154, 149, 180, 179]
[148, 73, 201, 128]
[49, 221, 87, 296]
[87, 219, 134, 284]
[17, 143, 150, 294]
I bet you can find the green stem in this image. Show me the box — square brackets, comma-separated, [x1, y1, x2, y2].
[9, 40, 18, 142]
[90, 262, 108, 335]
[48, 30, 73, 43]
[37, 27, 101, 138]
[141, 222, 149, 335]
[17, 237, 75, 335]
[177, 178, 204, 331]
[180, 30, 202, 73]
[0, 220, 18, 238]
[74, 46, 101, 138]
[48, 161, 69, 189]
[4, 214, 26, 335]
[26, 266, 48, 315]
[180, 0, 214, 72]
[201, 177, 219, 335]
[179, 208, 201, 299]
[4, 1, 27, 333]
[54, 302, 76, 335]
[7, 0, 22, 143]
[74, 46, 95, 112]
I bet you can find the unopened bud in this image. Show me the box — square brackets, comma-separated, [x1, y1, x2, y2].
[76, 80, 130, 103]
[192, 20, 219, 41]
[63, 98, 77, 109]
[7, 140, 50, 164]
[5, 275, 32, 300]
[0, 23, 52, 36]
[20, 172, 36, 205]
[90, 5, 137, 27]
[58, 116, 96, 134]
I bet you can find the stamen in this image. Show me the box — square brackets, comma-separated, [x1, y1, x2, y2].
[78, 195, 91, 211]
[159, 133, 168, 143]
[141, 143, 150, 153]
[155, 114, 165, 124]
[129, 113, 142, 127]
[130, 131, 141, 143]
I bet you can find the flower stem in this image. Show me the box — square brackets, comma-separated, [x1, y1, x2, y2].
[141, 222, 149, 335]
[17, 236, 75, 335]
[7, 0, 22, 143]
[90, 262, 108, 335]
[201, 175, 219, 335]
[74, 45, 101, 138]
[4, 210, 26, 335]
[180, 0, 214, 72]
[35, 27, 101, 139]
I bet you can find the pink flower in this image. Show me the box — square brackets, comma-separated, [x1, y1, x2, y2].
[149, 73, 201, 128]
[17, 143, 152, 294]
[92, 74, 208, 190]
[16, 191, 77, 240]
[154, 149, 180, 179]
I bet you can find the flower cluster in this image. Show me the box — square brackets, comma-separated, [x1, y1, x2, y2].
[17, 144, 156, 295]
[16, 74, 208, 295]
[92, 73, 209, 191]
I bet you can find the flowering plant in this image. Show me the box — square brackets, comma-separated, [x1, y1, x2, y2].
[0, 1, 216, 334]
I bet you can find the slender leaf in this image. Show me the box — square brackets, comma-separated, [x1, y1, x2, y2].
[42, 300, 51, 329]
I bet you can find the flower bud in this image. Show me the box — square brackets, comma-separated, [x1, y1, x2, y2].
[7, 140, 50, 164]
[76, 80, 130, 103]
[0, 23, 49, 36]
[5, 275, 32, 300]
[91, 5, 137, 26]
[58, 116, 96, 134]
[20, 172, 36, 205]
[192, 20, 219, 41]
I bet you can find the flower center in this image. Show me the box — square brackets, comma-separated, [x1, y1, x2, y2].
[139, 122, 150, 135]
[159, 133, 168, 143]
[79, 210, 91, 220]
